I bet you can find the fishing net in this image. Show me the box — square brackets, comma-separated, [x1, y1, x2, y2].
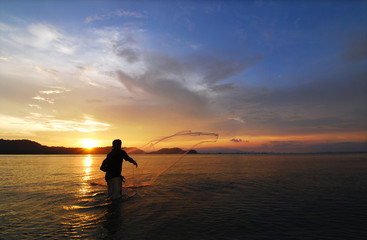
[122, 131, 218, 188]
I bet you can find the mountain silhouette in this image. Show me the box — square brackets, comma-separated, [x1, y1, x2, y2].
[149, 147, 197, 154]
[0, 139, 196, 154]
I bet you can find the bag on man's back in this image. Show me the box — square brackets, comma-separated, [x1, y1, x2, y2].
[100, 158, 110, 172]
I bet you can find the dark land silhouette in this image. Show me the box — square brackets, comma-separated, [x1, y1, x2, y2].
[0, 139, 198, 154]
[148, 147, 196, 154]
[2, 139, 364, 155]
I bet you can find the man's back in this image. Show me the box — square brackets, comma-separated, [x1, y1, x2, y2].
[105, 148, 126, 180]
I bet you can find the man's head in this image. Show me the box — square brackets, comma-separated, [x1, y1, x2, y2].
[112, 139, 122, 149]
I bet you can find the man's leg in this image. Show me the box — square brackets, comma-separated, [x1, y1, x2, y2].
[107, 179, 113, 197]
[107, 177, 122, 200]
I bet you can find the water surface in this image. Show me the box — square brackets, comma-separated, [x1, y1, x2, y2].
[0, 154, 366, 239]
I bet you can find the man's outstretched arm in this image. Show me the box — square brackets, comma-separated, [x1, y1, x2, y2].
[124, 152, 138, 167]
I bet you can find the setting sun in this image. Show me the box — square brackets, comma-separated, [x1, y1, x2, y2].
[81, 139, 98, 149]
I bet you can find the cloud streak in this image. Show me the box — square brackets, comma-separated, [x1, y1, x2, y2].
[341, 31, 367, 62]
[85, 9, 146, 23]
[230, 138, 248, 143]
[0, 113, 109, 136]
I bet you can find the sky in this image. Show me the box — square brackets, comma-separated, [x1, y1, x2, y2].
[0, 0, 366, 152]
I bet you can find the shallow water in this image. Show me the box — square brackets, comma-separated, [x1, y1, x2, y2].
[0, 154, 366, 239]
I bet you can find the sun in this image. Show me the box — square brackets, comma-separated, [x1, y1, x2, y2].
[81, 139, 98, 149]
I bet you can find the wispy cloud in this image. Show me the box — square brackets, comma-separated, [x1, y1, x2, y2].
[254, 140, 367, 153]
[230, 138, 248, 143]
[0, 113, 109, 136]
[85, 9, 146, 23]
[39, 90, 63, 95]
[341, 31, 367, 62]
[36, 117, 110, 132]
[32, 95, 55, 104]
[114, 47, 260, 116]
[85, 15, 102, 24]
[28, 104, 41, 109]
[117, 70, 207, 114]
[34, 66, 60, 81]
[0, 112, 108, 140]
[0, 22, 78, 79]
[115, 9, 146, 18]
[25, 23, 75, 54]
[30, 87, 70, 105]
[0, 56, 9, 61]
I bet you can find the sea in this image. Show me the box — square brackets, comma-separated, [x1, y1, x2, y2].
[0, 153, 366, 239]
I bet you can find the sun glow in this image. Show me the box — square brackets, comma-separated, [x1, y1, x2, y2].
[81, 139, 98, 149]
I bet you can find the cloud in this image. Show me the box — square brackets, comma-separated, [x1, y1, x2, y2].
[187, 54, 263, 84]
[341, 31, 367, 62]
[115, 9, 146, 18]
[34, 116, 110, 132]
[34, 66, 60, 81]
[42, 118, 109, 132]
[39, 90, 63, 95]
[85, 15, 102, 23]
[256, 70, 366, 112]
[1, 20, 260, 116]
[111, 34, 262, 92]
[116, 47, 140, 63]
[26, 24, 75, 54]
[113, 34, 141, 63]
[32, 96, 55, 104]
[230, 138, 248, 143]
[111, 41, 263, 118]
[117, 70, 207, 114]
[257, 140, 367, 153]
[30, 87, 70, 105]
[28, 104, 41, 109]
[0, 22, 77, 74]
[28, 23, 59, 45]
[0, 56, 9, 61]
[85, 9, 146, 23]
[208, 58, 367, 137]
[0, 113, 109, 135]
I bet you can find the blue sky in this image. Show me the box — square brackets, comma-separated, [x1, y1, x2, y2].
[0, 0, 366, 152]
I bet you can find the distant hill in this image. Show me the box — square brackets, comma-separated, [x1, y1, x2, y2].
[0, 139, 196, 154]
[124, 147, 146, 154]
[149, 147, 198, 154]
[0, 139, 90, 154]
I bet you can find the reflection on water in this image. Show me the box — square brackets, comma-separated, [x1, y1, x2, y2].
[103, 202, 124, 239]
[84, 155, 92, 167]
[58, 155, 108, 238]
[79, 155, 93, 195]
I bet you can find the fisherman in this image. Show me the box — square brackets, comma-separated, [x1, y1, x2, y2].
[100, 139, 138, 200]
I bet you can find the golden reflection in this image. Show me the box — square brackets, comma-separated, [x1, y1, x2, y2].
[83, 156, 92, 180]
[63, 155, 106, 234]
[84, 155, 92, 167]
[79, 155, 93, 195]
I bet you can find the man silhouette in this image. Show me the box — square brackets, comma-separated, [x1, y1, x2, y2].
[100, 139, 138, 200]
